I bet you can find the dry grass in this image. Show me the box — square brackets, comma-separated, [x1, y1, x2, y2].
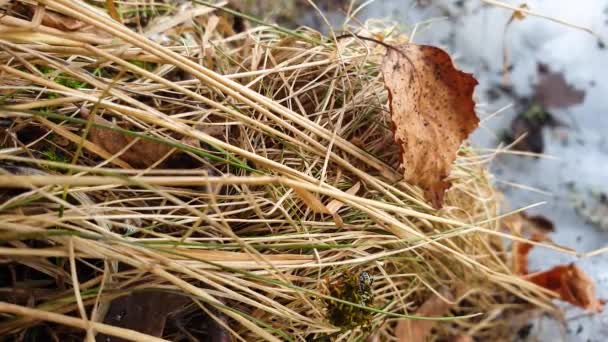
[0, 1, 558, 340]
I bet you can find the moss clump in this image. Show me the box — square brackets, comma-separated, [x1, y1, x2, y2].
[37, 65, 89, 89]
[324, 271, 374, 330]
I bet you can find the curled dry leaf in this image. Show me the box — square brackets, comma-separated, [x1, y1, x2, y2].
[41, 12, 84, 31]
[512, 232, 546, 275]
[325, 182, 361, 214]
[521, 213, 555, 233]
[80, 110, 175, 168]
[292, 186, 331, 215]
[511, 218, 603, 312]
[292, 186, 349, 228]
[395, 288, 454, 341]
[382, 44, 479, 208]
[526, 264, 604, 312]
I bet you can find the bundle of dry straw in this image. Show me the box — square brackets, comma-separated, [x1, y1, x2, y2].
[0, 1, 555, 340]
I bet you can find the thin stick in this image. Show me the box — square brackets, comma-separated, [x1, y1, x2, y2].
[482, 0, 605, 43]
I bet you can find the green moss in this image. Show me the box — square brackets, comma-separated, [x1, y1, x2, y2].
[41, 147, 70, 168]
[521, 102, 549, 125]
[128, 59, 156, 72]
[37, 65, 89, 89]
[56, 77, 88, 89]
[324, 270, 375, 330]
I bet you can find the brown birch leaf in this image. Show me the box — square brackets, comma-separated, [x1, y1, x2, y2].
[80, 110, 174, 168]
[382, 44, 479, 208]
[526, 264, 604, 312]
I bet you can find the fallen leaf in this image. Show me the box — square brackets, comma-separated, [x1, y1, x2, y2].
[80, 110, 175, 168]
[325, 182, 361, 214]
[292, 186, 346, 227]
[99, 291, 190, 341]
[37, 117, 132, 169]
[512, 232, 545, 275]
[106, 0, 123, 24]
[292, 186, 331, 215]
[511, 215, 573, 275]
[509, 213, 554, 275]
[521, 213, 555, 233]
[395, 288, 454, 341]
[37, 8, 85, 31]
[526, 264, 604, 312]
[511, 217, 604, 312]
[382, 44, 479, 208]
[535, 63, 585, 109]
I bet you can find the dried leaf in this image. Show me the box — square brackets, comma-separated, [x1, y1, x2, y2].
[526, 264, 604, 312]
[382, 44, 479, 208]
[40, 9, 85, 31]
[535, 63, 585, 109]
[512, 232, 545, 275]
[106, 0, 122, 24]
[512, 217, 603, 312]
[99, 291, 190, 341]
[395, 289, 454, 341]
[81, 111, 174, 168]
[325, 182, 361, 214]
[292, 186, 331, 215]
[521, 213, 555, 233]
[37, 117, 131, 169]
[292, 186, 345, 228]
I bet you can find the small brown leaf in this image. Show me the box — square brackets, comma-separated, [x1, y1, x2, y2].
[535, 63, 585, 109]
[521, 213, 555, 233]
[526, 264, 604, 312]
[325, 182, 361, 214]
[292, 186, 331, 215]
[81, 111, 174, 168]
[99, 291, 190, 341]
[40, 9, 85, 31]
[512, 232, 545, 275]
[292, 186, 345, 227]
[511, 216, 603, 312]
[395, 289, 454, 341]
[382, 44, 479, 208]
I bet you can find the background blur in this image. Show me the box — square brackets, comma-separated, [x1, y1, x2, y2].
[245, 0, 608, 340]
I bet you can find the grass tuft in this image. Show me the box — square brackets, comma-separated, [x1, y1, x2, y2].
[0, 0, 556, 340]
